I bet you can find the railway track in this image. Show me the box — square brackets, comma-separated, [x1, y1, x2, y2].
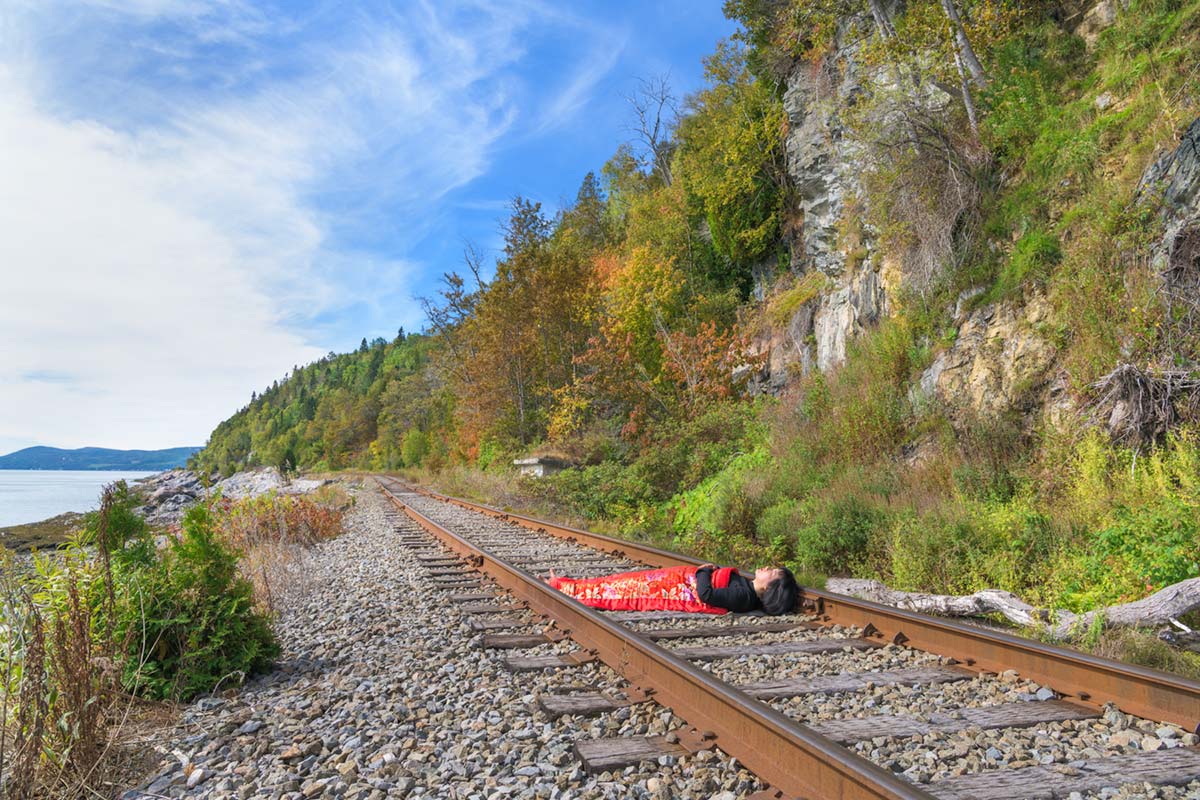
[376, 477, 1200, 800]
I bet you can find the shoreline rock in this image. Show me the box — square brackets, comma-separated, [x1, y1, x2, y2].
[135, 467, 330, 526]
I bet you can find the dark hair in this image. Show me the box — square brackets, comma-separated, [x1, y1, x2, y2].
[761, 567, 799, 615]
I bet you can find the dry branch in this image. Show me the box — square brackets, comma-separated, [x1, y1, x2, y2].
[1089, 363, 1200, 447]
[825, 577, 1200, 640]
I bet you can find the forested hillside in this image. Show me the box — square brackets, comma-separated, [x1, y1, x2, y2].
[0, 446, 199, 470]
[196, 0, 1200, 629]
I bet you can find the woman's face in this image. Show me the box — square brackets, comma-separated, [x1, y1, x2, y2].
[753, 567, 783, 591]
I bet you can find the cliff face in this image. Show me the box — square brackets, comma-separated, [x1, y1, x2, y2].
[764, 13, 889, 379]
[754, 1, 1198, 429]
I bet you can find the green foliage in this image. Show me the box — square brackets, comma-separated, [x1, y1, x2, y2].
[997, 227, 1061, 293]
[1061, 499, 1200, 609]
[542, 461, 660, 522]
[804, 318, 920, 461]
[117, 503, 278, 700]
[401, 428, 431, 468]
[82, 481, 154, 567]
[675, 40, 787, 272]
[791, 495, 886, 575]
[670, 446, 770, 541]
[767, 272, 829, 326]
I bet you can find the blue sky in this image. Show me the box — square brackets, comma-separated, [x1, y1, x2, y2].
[0, 0, 737, 453]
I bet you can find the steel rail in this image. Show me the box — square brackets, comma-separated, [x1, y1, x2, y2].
[391, 478, 1200, 732]
[378, 478, 935, 800]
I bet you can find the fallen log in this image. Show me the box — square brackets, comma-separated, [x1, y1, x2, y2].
[824, 577, 1200, 641]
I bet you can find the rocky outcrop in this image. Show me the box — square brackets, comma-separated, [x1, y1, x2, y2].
[916, 294, 1058, 417]
[1141, 116, 1200, 278]
[136, 469, 206, 526]
[136, 467, 329, 526]
[758, 2, 1195, 437]
[783, 47, 865, 277]
[750, 13, 895, 388]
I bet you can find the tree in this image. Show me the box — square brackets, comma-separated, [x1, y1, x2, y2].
[401, 428, 431, 467]
[625, 75, 678, 186]
[939, 0, 987, 87]
[675, 41, 787, 269]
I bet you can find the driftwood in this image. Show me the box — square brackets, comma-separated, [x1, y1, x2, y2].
[825, 577, 1200, 642]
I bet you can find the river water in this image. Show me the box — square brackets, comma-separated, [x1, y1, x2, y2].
[0, 470, 156, 527]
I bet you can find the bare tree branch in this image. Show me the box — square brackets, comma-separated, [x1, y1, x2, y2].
[624, 74, 678, 185]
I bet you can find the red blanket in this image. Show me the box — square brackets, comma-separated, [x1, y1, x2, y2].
[548, 565, 732, 614]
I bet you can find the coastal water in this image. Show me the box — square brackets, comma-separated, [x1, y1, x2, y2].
[0, 470, 156, 527]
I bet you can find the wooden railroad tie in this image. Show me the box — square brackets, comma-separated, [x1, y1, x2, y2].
[449, 592, 497, 603]
[504, 652, 596, 672]
[809, 700, 1097, 744]
[573, 736, 690, 774]
[638, 621, 816, 642]
[468, 617, 529, 631]
[431, 577, 484, 588]
[928, 747, 1200, 800]
[458, 603, 520, 614]
[481, 632, 557, 649]
[737, 665, 974, 699]
[670, 637, 877, 661]
[541, 665, 977, 719]
[500, 636, 876, 669]
[482, 618, 811, 642]
[539, 692, 630, 719]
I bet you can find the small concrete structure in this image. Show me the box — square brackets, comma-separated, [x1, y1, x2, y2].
[513, 456, 569, 478]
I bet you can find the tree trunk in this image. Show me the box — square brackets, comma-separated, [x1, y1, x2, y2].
[825, 577, 1200, 641]
[951, 46, 981, 137]
[939, 0, 989, 88]
[868, 0, 898, 39]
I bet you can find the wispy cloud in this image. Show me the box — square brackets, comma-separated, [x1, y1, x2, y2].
[0, 0, 631, 451]
[534, 36, 629, 135]
[20, 371, 78, 385]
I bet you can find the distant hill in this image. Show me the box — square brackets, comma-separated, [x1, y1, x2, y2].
[0, 446, 201, 471]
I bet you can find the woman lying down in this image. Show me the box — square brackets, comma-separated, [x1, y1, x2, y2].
[547, 563, 800, 615]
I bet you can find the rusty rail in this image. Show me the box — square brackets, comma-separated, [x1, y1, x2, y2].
[378, 478, 935, 800]
[388, 478, 1200, 732]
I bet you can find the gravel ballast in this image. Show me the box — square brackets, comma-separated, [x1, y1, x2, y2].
[126, 485, 764, 799]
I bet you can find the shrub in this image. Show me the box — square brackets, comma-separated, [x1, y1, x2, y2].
[996, 227, 1061, 294]
[1, 491, 135, 798]
[884, 496, 1063, 599]
[218, 493, 344, 550]
[805, 319, 919, 462]
[1057, 497, 1200, 610]
[215, 493, 345, 613]
[791, 495, 887, 577]
[670, 447, 769, 539]
[887, 507, 983, 594]
[756, 499, 799, 554]
[117, 504, 278, 700]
